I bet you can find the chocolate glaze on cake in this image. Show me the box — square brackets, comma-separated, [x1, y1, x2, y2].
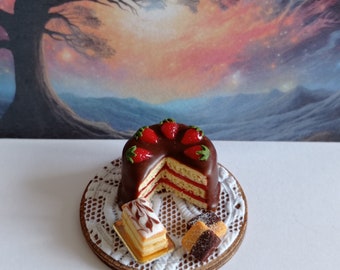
[117, 119, 220, 211]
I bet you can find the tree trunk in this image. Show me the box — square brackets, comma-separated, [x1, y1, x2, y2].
[0, 2, 124, 138]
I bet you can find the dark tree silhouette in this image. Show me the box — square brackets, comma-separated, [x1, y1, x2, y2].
[0, 0, 139, 138]
[0, 0, 198, 138]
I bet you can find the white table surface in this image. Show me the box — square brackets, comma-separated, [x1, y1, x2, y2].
[0, 139, 339, 270]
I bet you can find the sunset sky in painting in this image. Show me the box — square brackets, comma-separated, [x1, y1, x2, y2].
[1, 0, 340, 103]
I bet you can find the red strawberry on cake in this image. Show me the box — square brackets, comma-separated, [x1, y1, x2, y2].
[134, 126, 158, 144]
[181, 126, 204, 144]
[160, 118, 179, 139]
[126, 146, 152, 164]
[184, 145, 210, 161]
[117, 119, 220, 211]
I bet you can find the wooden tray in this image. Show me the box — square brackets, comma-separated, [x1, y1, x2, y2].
[80, 158, 247, 269]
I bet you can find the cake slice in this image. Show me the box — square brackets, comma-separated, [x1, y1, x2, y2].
[116, 197, 173, 263]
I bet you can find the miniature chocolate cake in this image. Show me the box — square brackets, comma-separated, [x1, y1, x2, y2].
[117, 119, 220, 211]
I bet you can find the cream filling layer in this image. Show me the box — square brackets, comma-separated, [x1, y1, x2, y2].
[122, 213, 167, 256]
[121, 211, 166, 242]
[153, 183, 207, 209]
[139, 170, 207, 200]
[138, 157, 207, 194]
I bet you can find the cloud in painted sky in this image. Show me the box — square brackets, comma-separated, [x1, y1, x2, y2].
[1, 0, 340, 102]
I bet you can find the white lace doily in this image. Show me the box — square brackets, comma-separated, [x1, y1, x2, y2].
[80, 158, 247, 270]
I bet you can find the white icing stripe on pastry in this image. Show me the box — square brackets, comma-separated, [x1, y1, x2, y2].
[122, 198, 165, 238]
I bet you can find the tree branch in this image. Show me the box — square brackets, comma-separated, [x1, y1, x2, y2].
[0, 9, 13, 31]
[0, 39, 10, 50]
[90, 0, 139, 12]
[0, 10, 11, 50]
[45, 21, 115, 58]
[49, 0, 141, 13]
[44, 28, 68, 41]
[48, 12, 79, 29]
[46, 11, 83, 40]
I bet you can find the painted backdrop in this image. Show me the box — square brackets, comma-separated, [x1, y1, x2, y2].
[1, 0, 340, 140]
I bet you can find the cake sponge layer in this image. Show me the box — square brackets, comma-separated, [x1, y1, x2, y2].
[182, 221, 221, 262]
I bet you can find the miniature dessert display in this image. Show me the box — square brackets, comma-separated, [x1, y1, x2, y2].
[182, 221, 221, 262]
[80, 120, 247, 270]
[113, 198, 175, 264]
[187, 211, 227, 239]
[117, 119, 220, 211]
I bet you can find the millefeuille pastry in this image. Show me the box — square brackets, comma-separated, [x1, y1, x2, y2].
[113, 198, 174, 264]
